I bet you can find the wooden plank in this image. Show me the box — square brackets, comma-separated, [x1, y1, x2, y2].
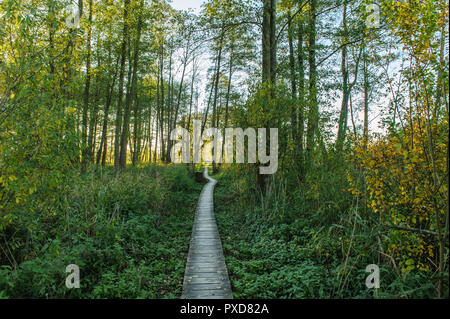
[181, 167, 233, 299]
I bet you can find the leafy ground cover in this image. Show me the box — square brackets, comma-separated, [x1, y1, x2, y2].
[0, 165, 202, 298]
[214, 167, 442, 299]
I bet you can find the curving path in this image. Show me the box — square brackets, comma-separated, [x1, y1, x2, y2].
[181, 167, 232, 299]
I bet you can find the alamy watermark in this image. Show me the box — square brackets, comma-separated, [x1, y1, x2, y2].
[65, 5, 81, 29]
[169, 120, 279, 175]
[366, 1, 407, 28]
[65, 264, 80, 289]
[366, 3, 380, 29]
[365, 264, 380, 289]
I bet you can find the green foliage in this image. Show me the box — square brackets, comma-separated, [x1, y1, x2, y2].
[0, 166, 201, 298]
[215, 166, 442, 298]
[0, 0, 447, 301]
[0, 0, 80, 231]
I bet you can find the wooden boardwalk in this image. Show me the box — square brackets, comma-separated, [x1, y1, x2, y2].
[181, 167, 233, 299]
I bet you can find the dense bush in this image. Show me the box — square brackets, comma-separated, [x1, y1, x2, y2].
[215, 165, 444, 298]
[0, 166, 202, 298]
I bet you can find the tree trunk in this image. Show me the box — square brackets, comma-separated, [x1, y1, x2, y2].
[97, 53, 119, 166]
[306, 0, 318, 163]
[119, 0, 143, 171]
[220, 48, 234, 165]
[168, 38, 190, 163]
[88, 83, 100, 163]
[159, 46, 166, 162]
[288, 8, 297, 143]
[165, 47, 174, 162]
[148, 104, 153, 163]
[187, 60, 197, 169]
[81, 0, 93, 173]
[211, 29, 225, 173]
[155, 71, 160, 163]
[259, 0, 277, 192]
[262, 0, 276, 84]
[297, 11, 306, 180]
[114, 0, 130, 174]
[363, 43, 369, 147]
[337, 2, 349, 151]
[132, 90, 141, 166]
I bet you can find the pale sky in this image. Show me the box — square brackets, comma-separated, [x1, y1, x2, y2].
[168, 0, 385, 137]
[170, 0, 204, 13]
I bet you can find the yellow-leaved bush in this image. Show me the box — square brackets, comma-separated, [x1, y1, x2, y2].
[349, 114, 448, 273]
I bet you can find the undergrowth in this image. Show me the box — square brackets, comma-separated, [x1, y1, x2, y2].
[0, 165, 202, 298]
[215, 166, 441, 299]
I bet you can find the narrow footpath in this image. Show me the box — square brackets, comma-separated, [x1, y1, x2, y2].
[181, 167, 233, 299]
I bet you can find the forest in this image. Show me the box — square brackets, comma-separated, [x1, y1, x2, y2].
[0, 0, 448, 299]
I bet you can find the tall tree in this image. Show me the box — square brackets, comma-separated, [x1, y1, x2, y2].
[119, 0, 145, 171]
[114, 0, 130, 174]
[305, 0, 317, 162]
[81, 0, 93, 172]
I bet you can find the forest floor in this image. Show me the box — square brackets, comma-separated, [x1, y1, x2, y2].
[0, 166, 203, 298]
[214, 170, 344, 298]
[212, 168, 439, 299]
[0, 165, 442, 298]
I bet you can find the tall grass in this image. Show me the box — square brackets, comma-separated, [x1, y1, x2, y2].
[0, 165, 202, 298]
[215, 163, 440, 298]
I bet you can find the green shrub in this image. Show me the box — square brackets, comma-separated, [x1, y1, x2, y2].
[0, 165, 201, 298]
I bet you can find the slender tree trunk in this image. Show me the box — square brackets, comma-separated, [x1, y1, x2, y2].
[262, 0, 276, 84]
[132, 91, 141, 166]
[201, 73, 216, 135]
[434, 16, 447, 118]
[297, 12, 306, 180]
[269, 0, 277, 85]
[147, 104, 153, 163]
[114, 0, 130, 174]
[259, 0, 277, 192]
[81, 0, 93, 173]
[168, 38, 190, 163]
[88, 41, 102, 163]
[221, 48, 234, 165]
[119, 0, 144, 171]
[306, 0, 318, 163]
[88, 83, 100, 162]
[363, 44, 369, 147]
[97, 54, 119, 166]
[159, 46, 166, 162]
[211, 29, 225, 173]
[155, 71, 160, 163]
[187, 61, 197, 169]
[187, 60, 197, 135]
[337, 2, 349, 151]
[47, 2, 55, 76]
[288, 8, 298, 143]
[165, 47, 174, 162]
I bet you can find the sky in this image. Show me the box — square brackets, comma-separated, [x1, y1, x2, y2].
[168, 0, 385, 135]
[170, 0, 204, 13]
[167, 1, 209, 112]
